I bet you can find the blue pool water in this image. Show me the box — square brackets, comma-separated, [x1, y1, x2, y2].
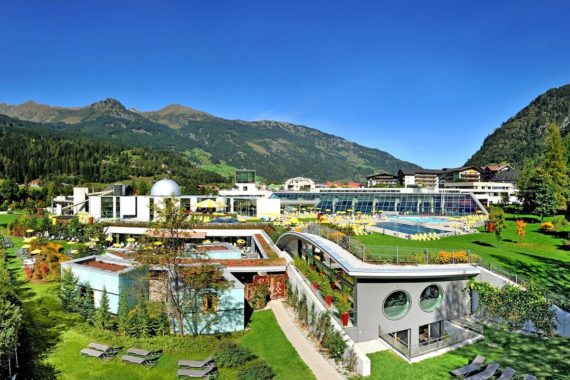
[375, 222, 446, 235]
[389, 216, 449, 224]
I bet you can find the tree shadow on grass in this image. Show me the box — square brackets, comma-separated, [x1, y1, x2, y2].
[473, 241, 495, 248]
[487, 251, 570, 295]
[452, 328, 570, 378]
[6, 250, 80, 379]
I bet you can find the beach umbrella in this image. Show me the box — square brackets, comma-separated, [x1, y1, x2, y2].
[112, 243, 122, 248]
[153, 241, 163, 246]
[26, 229, 34, 233]
[196, 199, 219, 209]
[23, 238, 32, 243]
[90, 237, 100, 242]
[71, 249, 79, 255]
[31, 249, 42, 255]
[105, 236, 113, 242]
[236, 238, 246, 244]
[21, 244, 31, 249]
[202, 239, 211, 244]
[126, 238, 136, 243]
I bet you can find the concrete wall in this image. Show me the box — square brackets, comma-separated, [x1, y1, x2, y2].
[356, 277, 473, 344]
[89, 196, 101, 219]
[286, 264, 371, 377]
[119, 196, 137, 218]
[256, 198, 281, 219]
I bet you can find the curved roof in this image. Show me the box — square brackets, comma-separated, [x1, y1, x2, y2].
[150, 179, 181, 197]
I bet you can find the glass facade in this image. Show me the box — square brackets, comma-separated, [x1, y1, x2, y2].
[235, 170, 255, 183]
[270, 191, 484, 216]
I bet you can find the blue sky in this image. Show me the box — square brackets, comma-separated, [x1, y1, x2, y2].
[1, 0, 569, 168]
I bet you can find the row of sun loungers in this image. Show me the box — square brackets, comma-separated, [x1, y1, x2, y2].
[80, 342, 216, 377]
[451, 355, 537, 380]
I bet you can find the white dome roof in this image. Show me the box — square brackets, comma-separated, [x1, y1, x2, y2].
[150, 179, 181, 197]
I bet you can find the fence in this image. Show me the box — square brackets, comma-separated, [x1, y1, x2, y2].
[301, 223, 570, 311]
[302, 223, 478, 265]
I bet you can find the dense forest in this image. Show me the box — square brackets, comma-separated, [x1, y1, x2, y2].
[0, 98, 420, 181]
[0, 114, 229, 189]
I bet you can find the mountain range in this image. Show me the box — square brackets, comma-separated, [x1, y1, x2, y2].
[0, 99, 419, 182]
[466, 84, 570, 167]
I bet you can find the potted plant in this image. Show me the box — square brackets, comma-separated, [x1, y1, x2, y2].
[307, 268, 320, 290]
[319, 276, 334, 307]
[334, 293, 352, 327]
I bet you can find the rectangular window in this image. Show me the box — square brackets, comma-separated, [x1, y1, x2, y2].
[101, 197, 114, 218]
[203, 295, 218, 313]
[181, 198, 191, 212]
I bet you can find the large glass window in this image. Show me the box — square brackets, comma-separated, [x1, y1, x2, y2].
[383, 291, 411, 320]
[419, 285, 443, 312]
[101, 197, 114, 218]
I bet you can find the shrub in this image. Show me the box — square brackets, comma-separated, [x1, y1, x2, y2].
[540, 222, 555, 232]
[552, 216, 568, 229]
[237, 360, 274, 380]
[214, 341, 256, 368]
[323, 330, 347, 359]
[251, 283, 270, 310]
[438, 250, 469, 264]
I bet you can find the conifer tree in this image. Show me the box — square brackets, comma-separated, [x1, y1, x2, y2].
[117, 292, 130, 335]
[59, 268, 79, 312]
[78, 284, 96, 323]
[94, 287, 112, 330]
[542, 123, 569, 210]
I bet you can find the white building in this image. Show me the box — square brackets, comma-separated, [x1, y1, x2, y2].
[283, 177, 316, 191]
[443, 181, 518, 206]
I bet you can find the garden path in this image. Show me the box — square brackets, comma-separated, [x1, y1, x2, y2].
[269, 299, 345, 380]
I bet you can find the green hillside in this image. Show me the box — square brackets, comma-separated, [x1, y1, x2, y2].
[466, 84, 570, 167]
[0, 98, 420, 182]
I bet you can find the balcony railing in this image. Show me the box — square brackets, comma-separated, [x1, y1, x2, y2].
[379, 318, 483, 359]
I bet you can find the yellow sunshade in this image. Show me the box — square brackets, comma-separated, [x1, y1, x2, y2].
[196, 199, 219, 209]
[26, 229, 34, 233]
[21, 244, 31, 249]
[126, 238, 136, 242]
[31, 249, 42, 254]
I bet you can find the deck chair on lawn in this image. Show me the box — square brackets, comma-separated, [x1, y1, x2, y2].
[450, 355, 485, 377]
[88, 342, 121, 355]
[496, 367, 516, 380]
[178, 356, 214, 368]
[80, 348, 115, 361]
[126, 347, 163, 359]
[121, 354, 158, 368]
[177, 364, 215, 379]
[464, 362, 500, 380]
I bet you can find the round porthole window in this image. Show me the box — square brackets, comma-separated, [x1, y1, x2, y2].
[383, 290, 411, 320]
[419, 285, 443, 312]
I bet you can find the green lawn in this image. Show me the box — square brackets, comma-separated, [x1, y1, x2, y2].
[362, 327, 569, 379]
[3, 235, 313, 380]
[0, 212, 22, 226]
[356, 217, 570, 296]
[240, 310, 315, 380]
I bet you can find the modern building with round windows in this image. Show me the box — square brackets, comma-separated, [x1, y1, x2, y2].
[277, 230, 486, 361]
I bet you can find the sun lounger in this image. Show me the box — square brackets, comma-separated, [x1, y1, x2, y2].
[80, 348, 114, 360]
[464, 362, 500, 380]
[178, 356, 214, 368]
[450, 355, 485, 377]
[177, 364, 215, 378]
[523, 375, 537, 380]
[88, 342, 121, 355]
[121, 354, 158, 368]
[496, 367, 516, 380]
[126, 347, 162, 358]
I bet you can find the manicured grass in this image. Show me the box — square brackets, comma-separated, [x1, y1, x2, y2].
[356, 218, 570, 296]
[362, 327, 569, 379]
[3, 235, 314, 380]
[240, 310, 315, 379]
[0, 212, 22, 226]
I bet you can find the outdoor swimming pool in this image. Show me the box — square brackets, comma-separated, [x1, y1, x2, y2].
[389, 216, 449, 224]
[375, 222, 447, 235]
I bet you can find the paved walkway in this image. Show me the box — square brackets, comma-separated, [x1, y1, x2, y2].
[269, 300, 345, 380]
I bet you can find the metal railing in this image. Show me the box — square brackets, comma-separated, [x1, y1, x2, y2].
[302, 223, 478, 265]
[379, 318, 483, 359]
